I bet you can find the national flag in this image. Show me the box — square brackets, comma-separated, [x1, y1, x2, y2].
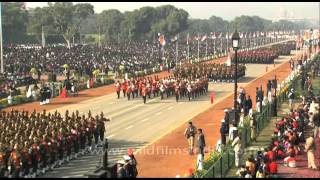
[194, 35, 199, 41]
[211, 32, 216, 39]
[244, 32, 247, 38]
[239, 32, 243, 39]
[201, 34, 207, 42]
[225, 32, 229, 39]
[186, 33, 189, 45]
[252, 32, 256, 38]
[158, 34, 166, 46]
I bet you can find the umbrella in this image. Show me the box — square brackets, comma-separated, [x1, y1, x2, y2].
[62, 64, 69, 69]
[30, 68, 36, 74]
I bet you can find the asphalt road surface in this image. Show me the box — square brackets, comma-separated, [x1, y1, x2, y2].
[40, 55, 291, 178]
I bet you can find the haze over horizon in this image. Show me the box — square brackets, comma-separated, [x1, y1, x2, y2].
[26, 2, 319, 21]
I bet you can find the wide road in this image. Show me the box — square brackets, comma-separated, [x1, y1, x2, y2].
[41, 55, 291, 178]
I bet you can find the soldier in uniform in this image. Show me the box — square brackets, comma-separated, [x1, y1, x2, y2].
[175, 82, 180, 102]
[142, 85, 147, 104]
[115, 81, 121, 99]
[8, 143, 21, 178]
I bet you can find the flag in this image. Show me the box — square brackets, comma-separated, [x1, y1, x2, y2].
[244, 32, 247, 38]
[171, 35, 178, 43]
[239, 32, 243, 39]
[253, 32, 256, 38]
[225, 32, 229, 39]
[186, 33, 189, 45]
[229, 33, 232, 39]
[158, 34, 166, 46]
[41, 26, 45, 48]
[218, 32, 222, 39]
[211, 32, 216, 39]
[195, 35, 200, 41]
[201, 34, 207, 42]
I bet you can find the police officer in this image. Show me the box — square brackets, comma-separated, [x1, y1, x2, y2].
[184, 122, 197, 155]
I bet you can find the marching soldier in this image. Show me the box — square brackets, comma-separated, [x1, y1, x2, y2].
[142, 85, 147, 104]
[115, 81, 121, 99]
[8, 144, 21, 178]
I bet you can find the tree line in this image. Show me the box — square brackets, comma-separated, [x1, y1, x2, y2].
[1, 2, 315, 45]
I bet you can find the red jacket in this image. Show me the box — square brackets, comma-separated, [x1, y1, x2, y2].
[269, 161, 277, 174]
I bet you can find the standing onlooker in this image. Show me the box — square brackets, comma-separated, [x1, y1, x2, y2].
[305, 136, 317, 170]
[244, 95, 253, 116]
[232, 133, 242, 168]
[197, 128, 206, 158]
[116, 160, 127, 178]
[288, 88, 295, 110]
[184, 122, 197, 155]
[220, 119, 228, 145]
[250, 111, 257, 142]
[313, 106, 320, 138]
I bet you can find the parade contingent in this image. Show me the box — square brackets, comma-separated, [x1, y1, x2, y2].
[174, 63, 246, 83]
[0, 109, 110, 178]
[115, 74, 209, 103]
[232, 42, 296, 64]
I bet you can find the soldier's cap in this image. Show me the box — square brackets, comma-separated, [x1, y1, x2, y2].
[117, 160, 126, 164]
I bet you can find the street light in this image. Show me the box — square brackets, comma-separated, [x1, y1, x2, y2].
[232, 29, 240, 110]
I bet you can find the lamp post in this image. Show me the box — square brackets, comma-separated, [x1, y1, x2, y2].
[232, 30, 240, 111]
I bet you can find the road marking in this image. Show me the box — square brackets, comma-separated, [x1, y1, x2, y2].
[155, 112, 162, 116]
[141, 118, 150, 122]
[167, 106, 174, 110]
[107, 134, 115, 138]
[125, 125, 134, 130]
[109, 102, 116, 105]
[178, 102, 184, 104]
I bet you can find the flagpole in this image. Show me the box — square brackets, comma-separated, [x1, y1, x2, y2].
[220, 34, 222, 56]
[176, 34, 178, 67]
[226, 32, 229, 54]
[205, 36, 208, 58]
[198, 33, 200, 62]
[41, 25, 45, 48]
[187, 33, 190, 63]
[0, 1, 3, 73]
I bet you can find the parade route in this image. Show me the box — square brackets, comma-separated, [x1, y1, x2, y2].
[39, 54, 291, 177]
[135, 55, 294, 177]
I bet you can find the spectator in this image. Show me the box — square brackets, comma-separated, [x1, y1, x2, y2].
[288, 88, 295, 109]
[232, 133, 242, 168]
[116, 160, 127, 178]
[305, 136, 317, 170]
[283, 153, 296, 168]
[220, 119, 228, 145]
[197, 128, 206, 158]
[269, 158, 278, 178]
[236, 165, 247, 178]
[249, 111, 257, 142]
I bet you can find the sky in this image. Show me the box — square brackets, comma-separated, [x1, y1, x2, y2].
[26, 2, 319, 21]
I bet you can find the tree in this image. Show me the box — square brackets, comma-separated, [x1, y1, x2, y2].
[2, 2, 28, 44]
[73, 3, 94, 43]
[100, 9, 124, 43]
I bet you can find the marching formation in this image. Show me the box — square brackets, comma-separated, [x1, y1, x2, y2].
[115, 75, 209, 103]
[174, 63, 246, 82]
[232, 42, 296, 64]
[0, 109, 109, 178]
